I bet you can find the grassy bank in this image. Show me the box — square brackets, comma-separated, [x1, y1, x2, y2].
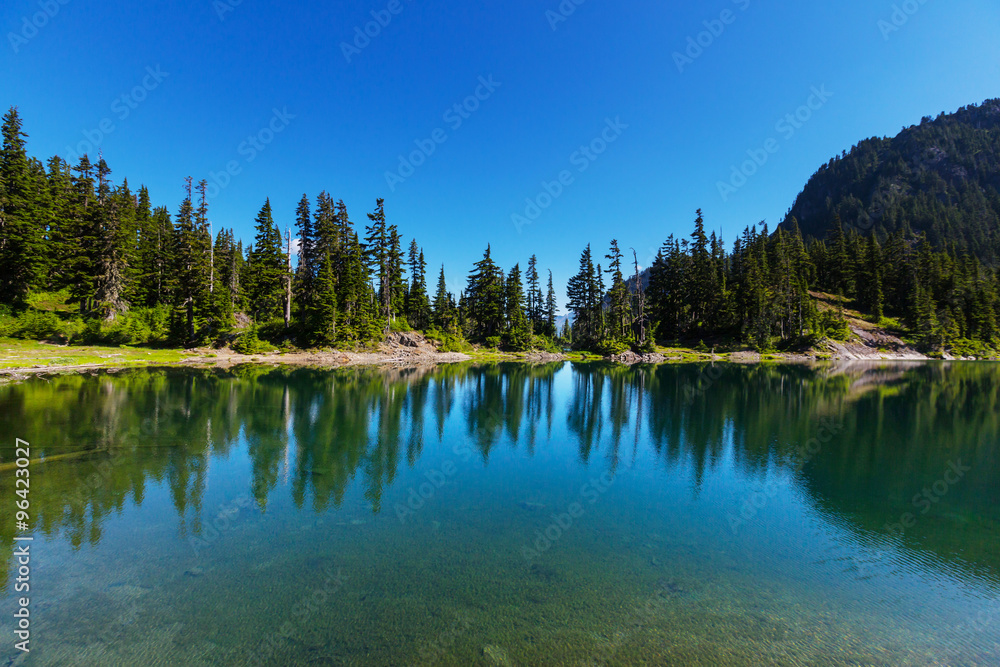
[0, 338, 196, 372]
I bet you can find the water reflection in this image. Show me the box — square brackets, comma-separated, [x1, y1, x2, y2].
[0, 360, 998, 593]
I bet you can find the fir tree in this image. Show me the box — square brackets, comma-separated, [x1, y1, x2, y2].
[245, 198, 287, 323]
[503, 263, 531, 350]
[0, 107, 43, 304]
[466, 245, 505, 339]
[314, 250, 337, 345]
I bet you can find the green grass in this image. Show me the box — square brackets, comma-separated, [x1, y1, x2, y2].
[0, 338, 194, 371]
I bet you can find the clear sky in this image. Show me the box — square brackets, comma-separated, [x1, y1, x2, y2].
[3, 0, 999, 311]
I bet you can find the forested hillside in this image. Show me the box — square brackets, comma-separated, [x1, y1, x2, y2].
[782, 99, 1000, 264]
[2, 104, 1000, 358]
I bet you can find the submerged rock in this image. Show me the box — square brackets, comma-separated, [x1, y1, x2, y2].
[518, 501, 546, 511]
[184, 567, 204, 578]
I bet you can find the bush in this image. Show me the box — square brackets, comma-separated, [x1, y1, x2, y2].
[15, 310, 64, 340]
[484, 336, 502, 350]
[594, 338, 629, 356]
[816, 309, 851, 341]
[948, 338, 997, 359]
[530, 334, 561, 353]
[638, 336, 657, 353]
[75, 306, 170, 346]
[389, 317, 411, 333]
[233, 326, 274, 355]
[424, 327, 473, 353]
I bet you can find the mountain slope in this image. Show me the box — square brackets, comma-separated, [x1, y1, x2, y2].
[781, 98, 1000, 263]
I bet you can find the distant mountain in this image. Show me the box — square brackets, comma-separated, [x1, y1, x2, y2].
[780, 98, 1000, 264]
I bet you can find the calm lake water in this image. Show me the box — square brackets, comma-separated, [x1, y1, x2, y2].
[0, 361, 998, 666]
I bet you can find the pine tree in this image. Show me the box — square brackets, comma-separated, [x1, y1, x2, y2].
[525, 254, 544, 332]
[503, 263, 531, 350]
[545, 270, 557, 338]
[294, 193, 315, 322]
[171, 178, 210, 340]
[245, 198, 286, 324]
[406, 240, 430, 330]
[314, 250, 337, 345]
[0, 107, 44, 304]
[862, 234, 884, 322]
[387, 225, 406, 323]
[90, 157, 127, 320]
[432, 265, 455, 331]
[686, 209, 717, 330]
[466, 245, 505, 340]
[605, 240, 629, 341]
[364, 198, 391, 330]
[566, 245, 601, 346]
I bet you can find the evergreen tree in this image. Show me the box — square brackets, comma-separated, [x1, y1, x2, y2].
[314, 250, 337, 345]
[294, 193, 315, 323]
[566, 245, 601, 346]
[466, 245, 505, 339]
[0, 107, 43, 304]
[245, 198, 286, 323]
[432, 265, 455, 331]
[503, 263, 531, 350]
[364, 198, 391, 330]
[406, 240, 430, 330]
[545, 270, 557, 338]
[605, 240, 629, 341]
[525, 254, 544, 332]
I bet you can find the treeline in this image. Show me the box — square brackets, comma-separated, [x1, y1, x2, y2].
[0, 107, 561, 351]
[562, 210, 998, 354]
[2, 105, 999, 355]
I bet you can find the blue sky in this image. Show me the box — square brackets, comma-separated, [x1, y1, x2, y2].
[3, 0, 998, 310]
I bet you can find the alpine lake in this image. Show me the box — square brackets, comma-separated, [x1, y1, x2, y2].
[0, 361, 998, 665]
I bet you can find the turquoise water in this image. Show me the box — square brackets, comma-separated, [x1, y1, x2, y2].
[0, 361, 998, 665]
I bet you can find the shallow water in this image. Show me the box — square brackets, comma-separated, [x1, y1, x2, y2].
[0, 361, 998, 665]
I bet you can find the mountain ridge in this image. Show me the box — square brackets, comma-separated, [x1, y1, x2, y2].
[780, 98, 1000, 263]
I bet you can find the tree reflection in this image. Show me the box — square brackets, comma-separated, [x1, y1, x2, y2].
[0, 360, 998, 590]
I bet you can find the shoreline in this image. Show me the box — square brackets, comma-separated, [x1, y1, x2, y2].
[0, 337, 969, 385]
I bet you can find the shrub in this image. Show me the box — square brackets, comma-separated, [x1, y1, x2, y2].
[425, 327, 473, 353]
[484, 336, 502, 350]
[15, 310, 63, 340]
[816, 309, 851, 341]
[595, 338, 629, 356]
[389, 317, 411, 333]
[233, 326, 274, 355]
